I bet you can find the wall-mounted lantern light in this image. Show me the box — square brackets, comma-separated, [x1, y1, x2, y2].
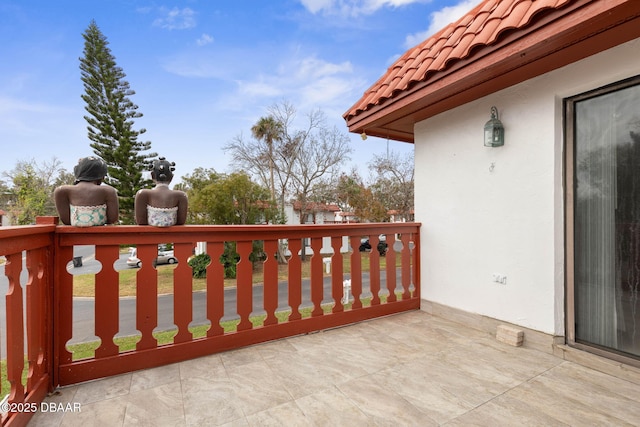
[484, 106, 504, 147]
[360, 131, 367, 141]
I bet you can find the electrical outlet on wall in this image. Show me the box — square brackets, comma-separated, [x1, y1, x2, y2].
[492, 274, 507, 285]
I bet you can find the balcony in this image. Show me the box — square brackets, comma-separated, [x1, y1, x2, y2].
[0, 218, 420, 426]
[4, 219, 640, 425]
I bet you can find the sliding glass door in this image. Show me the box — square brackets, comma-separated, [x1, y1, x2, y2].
[567, 76, 640, 362]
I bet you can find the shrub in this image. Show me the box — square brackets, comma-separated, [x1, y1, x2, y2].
[188, 241, 265, 279]
[188, 253, 211, 279]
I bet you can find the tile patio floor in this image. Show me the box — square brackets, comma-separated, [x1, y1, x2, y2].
[29, 310, 640, 426]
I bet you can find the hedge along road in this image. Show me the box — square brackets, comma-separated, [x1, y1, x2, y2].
[0, 246, 404, 353]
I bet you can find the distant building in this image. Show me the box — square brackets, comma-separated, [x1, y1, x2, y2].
[334, 210, 356, 224]
[387, 210, 414, 223]
[285, 202, 341, 225]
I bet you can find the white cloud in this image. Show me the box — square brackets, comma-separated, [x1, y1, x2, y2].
[196, 33, 214, 46]
[0, 96, 53, 114]
[255, 55, 364, 111]
[237, 80, 283, 98]
[161, 41, 365, 124]
[211, 53, 366, 117]
[404, 30, 430, 49]
[293, 56, 353, 80]
[153, 7, 196, 30]
[162, 53, 230, 79]
[300, 0, 428, 17]
[300, 0, 334, 14]
[230, 56, 355, 108]
[404, 0, 477, 48]
[0, 96, 82, 141]
[300, 75, 357, 106]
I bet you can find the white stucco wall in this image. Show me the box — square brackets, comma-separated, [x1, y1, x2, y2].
[415, 38, 640, 335]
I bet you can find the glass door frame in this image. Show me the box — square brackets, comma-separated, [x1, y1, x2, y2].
[565, 75, 640, 368]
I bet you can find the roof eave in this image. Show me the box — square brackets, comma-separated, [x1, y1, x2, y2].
[345, 0, 640, 143]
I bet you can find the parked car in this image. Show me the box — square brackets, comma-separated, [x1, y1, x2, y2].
[127, 246, 178, 268]
[359, 235, 388, 256]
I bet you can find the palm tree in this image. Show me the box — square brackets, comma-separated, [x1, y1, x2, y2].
[251, 116, 283, 202]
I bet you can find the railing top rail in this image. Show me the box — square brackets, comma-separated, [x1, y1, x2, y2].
[0, 224, 57, 238]
[51, 220, 421, 246]
[0, 224, 57, 256]
[53, 222, 421, 233]
[0, 217, 420, 248]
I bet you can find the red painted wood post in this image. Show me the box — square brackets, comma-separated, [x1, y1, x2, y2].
[95, 245, 120, 358]
[136, 244, 158, 350]
[236, 240, 254, 331]
[385, 233, 397, 303]
[349, 236, 363, 309]
[206, 242, 225, 337]
[412, 231, 420, 299]
[310, 237, 324, 317]
[0, 292, 2, 400]
[35, 216, 58, 225]
[5, 253, 26, 406]
[25, 248, 46, 388]
[287, 238, 302, 321]
[369, 235, 381, 305]
[330, 236, 344, 313]
[173, 242, 194, 344]
[262, 239, 279, 326]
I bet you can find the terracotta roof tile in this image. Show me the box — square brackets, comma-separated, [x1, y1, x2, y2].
[510, 1, 534, 24]
[344, 0, 573, 121]
[430, 43, 454, 70]
[448, 31, 477, 59]
[492, 0, 514, 17]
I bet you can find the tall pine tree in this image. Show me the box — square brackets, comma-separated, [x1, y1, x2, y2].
[80, 20, 156, 224]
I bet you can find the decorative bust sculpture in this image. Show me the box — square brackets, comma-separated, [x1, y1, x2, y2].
[53, 156, 119, 226]
[134, 157, 188, 226]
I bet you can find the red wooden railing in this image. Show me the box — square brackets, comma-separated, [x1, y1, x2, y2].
[0, 217, 56, 427]
[0, 219, 420, 426]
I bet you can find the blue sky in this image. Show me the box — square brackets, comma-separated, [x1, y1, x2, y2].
[0, 0, 476, 184]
